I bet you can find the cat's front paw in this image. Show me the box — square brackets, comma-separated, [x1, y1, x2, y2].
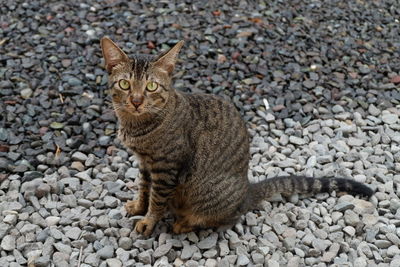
[135, 217, 156, 236]
[125, 200, 147, 215]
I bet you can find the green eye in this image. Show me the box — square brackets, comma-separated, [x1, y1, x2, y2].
[118, 79, 130, 90]
[146, 81, 158, 92]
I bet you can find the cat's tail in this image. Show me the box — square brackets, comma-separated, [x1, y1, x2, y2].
[248, 176, 373, 208]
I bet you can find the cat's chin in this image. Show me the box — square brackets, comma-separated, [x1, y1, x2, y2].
[116, 109, 140, 118]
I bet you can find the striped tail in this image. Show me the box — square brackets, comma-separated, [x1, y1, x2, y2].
[249, 176, 373, 205]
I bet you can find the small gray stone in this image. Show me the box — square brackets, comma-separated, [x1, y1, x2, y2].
[106, 258, 122, 267]
[245, 212, 257, 226]
[331, 140, 350, 153]
[181, 244, 197, 260]
[353, 199, 375, 214]
[251, 253, 264, 264]
[387, 245, 400, 257]
[118, 237, 132, 250]
[50, 227, 63, 239]
[354, 257, 367, 267]
[154, 256, 170, 267]
[267, 259, 280, 267]
[21, 88, 33, 99]
[99, 136, 111, 146]
[185, 260, 199, 267]
[133, 238, 154, 249]
[1, 235, 15, 251]
[71, 151, 88, 162]
[283, 237, 296, 250]
[86, 191, 99, 201]
[218, 241, 230, 256]
[60, 194, 77, 207]
[104, 181, 123, 194]
[84, 253, 100, 266]
[334, 201, 355, 212]
[344, 210, 360, 226]
[20, 223, 38, 234]
[368, 104, 380, 116]
[382, 113, 398, 124]
[187, 232, 199, 243]
[34, 256, 50, 267]
[67, 76, 82, 86]
[332, 105, 344, 113]
[343, 226, 356, 236]
[97, 215, 110, 228]
[75, 169, 92, 181]
[78, 199, 93, 208]
[203, 249, 218, 258]
[0, 127, 9, 141]
[375, 240, 392, 249]
[153, 243, 172, 258]
[97, 245, 115, 259]
[312, 238, 329, 251]
[3, 214, 17, 225]
[6, 201, 23, 211]
[54, 242, 72, 255]
[65, 227, 81, 240]
[138, 250, 152, 264]
[104, 196, 119, 208]
[289, 136, 306, 145]
[125, 168, 139, 179]
[45, 216, 60, 226]
[35, 183, 51, 198]
[197, 233, 218, 249]
[287, 256, 301, 267]
[237, 255, 250, 266]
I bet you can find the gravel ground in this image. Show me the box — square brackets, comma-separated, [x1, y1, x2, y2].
[1, 0, 400, 266]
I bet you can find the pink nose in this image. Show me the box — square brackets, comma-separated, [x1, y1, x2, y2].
[130, 96, 143, 108]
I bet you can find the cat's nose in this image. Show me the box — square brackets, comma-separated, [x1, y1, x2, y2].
[130, 96, 144, 108]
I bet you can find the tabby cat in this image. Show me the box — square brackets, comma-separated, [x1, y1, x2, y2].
[100, 37, 373, 236]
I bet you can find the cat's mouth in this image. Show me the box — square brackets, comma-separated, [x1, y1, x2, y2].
[127, 105, 145, 116]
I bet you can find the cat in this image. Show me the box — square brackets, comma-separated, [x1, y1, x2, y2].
[100, 37, 373, 236]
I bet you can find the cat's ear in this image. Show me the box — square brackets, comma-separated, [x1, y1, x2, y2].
[101, 37, 129, 73]
[154, 40, 184, 75]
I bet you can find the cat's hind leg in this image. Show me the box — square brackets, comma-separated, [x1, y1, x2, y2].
[172, 217, 196, 234]
[172, 213, 229, 234]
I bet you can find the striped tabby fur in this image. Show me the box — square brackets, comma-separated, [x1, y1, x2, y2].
[101, 37, 373, 236]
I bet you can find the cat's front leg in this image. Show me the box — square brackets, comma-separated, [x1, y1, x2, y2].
[135, 167, 179, 236]
[125, 168, 151, 215]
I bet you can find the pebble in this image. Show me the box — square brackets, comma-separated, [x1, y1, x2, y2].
[71, 151, 88, 162]
[138, 250, 152, 264]
[237, 255, 250, 266]
[1, 235, 15, 251]
[65, 227, 81, 240]
[20, 88, 33, 99]
[97, 245, 115, 259]
[381, 112, 398, 124]
[181, 244, 197, 260]
[289, 136, 306, 145]
[106, 259, 122, 267]
[334, 201, 355, 212]
[45, 216, 61, 226]
[197, 233, 218, 250]
[153, 243, 172, 258]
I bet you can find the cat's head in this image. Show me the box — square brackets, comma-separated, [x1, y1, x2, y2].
[101, 37, 183, 118]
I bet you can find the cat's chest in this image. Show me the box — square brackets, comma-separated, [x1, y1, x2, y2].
[122, 135, 175, 158]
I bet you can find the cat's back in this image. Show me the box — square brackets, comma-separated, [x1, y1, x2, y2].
[179, 92, 245, 129]
[177, 91, 250, 175]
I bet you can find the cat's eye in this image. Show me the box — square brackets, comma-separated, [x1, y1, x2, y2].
[118, 79, 130, 90]
[146, 81, 158, 92]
